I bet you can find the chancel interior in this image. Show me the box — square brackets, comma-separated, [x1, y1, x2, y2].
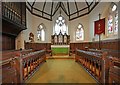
[1, 0, 120, 84]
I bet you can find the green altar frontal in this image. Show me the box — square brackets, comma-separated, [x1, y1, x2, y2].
[51, 45, 69, 55]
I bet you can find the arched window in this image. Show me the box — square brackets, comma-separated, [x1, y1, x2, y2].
[54, 16, 68, 35]
[37, 24, 45, 41]
[108, 3, 118, 35]
[76, 24, 84, 41]
[114, 11, 118, 34]
[108, 14, 113, 34]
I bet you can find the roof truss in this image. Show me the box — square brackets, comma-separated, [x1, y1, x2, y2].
[26, 0, 99, 21]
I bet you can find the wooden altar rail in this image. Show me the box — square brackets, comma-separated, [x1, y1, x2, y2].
[1, 50, 46, 83]
[75, 49, 120, 84]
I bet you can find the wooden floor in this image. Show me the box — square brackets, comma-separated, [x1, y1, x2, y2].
[26, 58, 97, 83]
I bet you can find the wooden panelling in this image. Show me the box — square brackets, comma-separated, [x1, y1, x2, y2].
[24, 42, 51, 51]
[24, 42, 52, 55]
[70, 39, 119, 54]
[2, 34, 15, 50]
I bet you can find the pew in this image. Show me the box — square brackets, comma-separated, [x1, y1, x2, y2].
[75, 49, 120, 84]
[21, 50, 46, 81]
[108, 53, 120, 84]
[109, 62, 120, 84]
[1, 49, 46, 83]
[1, 49, 33, 60]
[1, 57, 19, 83]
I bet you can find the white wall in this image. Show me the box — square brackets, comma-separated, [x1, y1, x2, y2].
[69, 15, 89, 43]
[31, 15, 52, 43]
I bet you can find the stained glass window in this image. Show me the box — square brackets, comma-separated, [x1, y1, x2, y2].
[76, 24, 84, 41]
[108, 14, 113, 34]
[54, 16, 68, 35]
[37, 24, 45, 41]
[108, 3, 118, 35]
[114, 12, 118, 34]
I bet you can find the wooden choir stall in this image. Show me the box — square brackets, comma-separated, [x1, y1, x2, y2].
[75, 49, 120, 84]
[1, 49, 46, 83]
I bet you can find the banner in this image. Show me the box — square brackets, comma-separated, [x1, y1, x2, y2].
[94, 18, 105, 35]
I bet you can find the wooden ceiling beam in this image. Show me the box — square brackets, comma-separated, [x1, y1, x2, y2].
[85, 0, 90, 12]
[31, 0, 36, 7]
[42, 1, 46, 16]
[89, 2, 99, 13]
[85, 0, 89, 7]
[70, 12, 89, 21]
[32, 12, 52, 21]
[74, 0, 79, 16]
[51, 2, 54, 19]
[26, 1, 99, 21]
[67, 2, 70, 20]
[26, 5, 32, 13]
[33, 7, 51, 16]
[52, 2, 61, 16]
[61, 2, 69, 16]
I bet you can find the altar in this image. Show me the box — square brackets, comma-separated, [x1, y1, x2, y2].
[51, 45, 69, 55]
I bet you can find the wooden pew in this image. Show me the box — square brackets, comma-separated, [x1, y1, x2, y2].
[109, 60, 120, 84]
[108, 52, 120, 84]
[1, 49, 46, 83]
[1, 49, 33, 60]
[75, 49, 103, 83]
[21, 50, 46, 82]
[75, 49, 120, 84]
[1, 57, 19, 83]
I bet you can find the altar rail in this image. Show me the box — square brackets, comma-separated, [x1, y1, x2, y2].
[1, 49, 46, 83]
[75, 49, 120, 84]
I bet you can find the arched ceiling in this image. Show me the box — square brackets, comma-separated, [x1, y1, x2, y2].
[26, 0, 100, 21]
